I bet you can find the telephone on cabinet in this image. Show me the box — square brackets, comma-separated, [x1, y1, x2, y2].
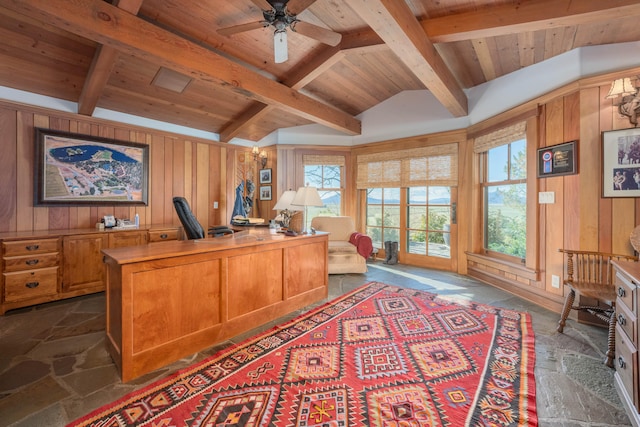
[102, 215, 116, 228]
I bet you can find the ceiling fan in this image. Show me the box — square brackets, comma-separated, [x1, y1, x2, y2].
[217, 0, 342, 63]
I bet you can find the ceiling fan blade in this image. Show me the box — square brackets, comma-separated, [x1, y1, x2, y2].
[217, 21, 267, 37]
[274, 31, 288, 63]
[249, 0, 273, 10]
[292, 21, 342, 46]
[286, 0, 318, 15]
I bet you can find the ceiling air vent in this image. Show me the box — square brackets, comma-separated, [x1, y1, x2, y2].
[151, 67, 192, 93]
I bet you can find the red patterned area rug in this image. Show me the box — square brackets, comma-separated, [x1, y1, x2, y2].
[68, 282, 537, 426]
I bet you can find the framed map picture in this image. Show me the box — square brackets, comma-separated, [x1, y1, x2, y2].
[34, 128, 149, 206]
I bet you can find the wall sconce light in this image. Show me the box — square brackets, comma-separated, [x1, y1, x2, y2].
[252, 146, 268, 168]
[606, 77, 640, 127]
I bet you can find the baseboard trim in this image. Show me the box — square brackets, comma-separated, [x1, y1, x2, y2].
[468, 265, 564, 314]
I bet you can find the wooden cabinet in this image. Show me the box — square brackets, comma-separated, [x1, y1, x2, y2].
[2, 238, 60, 305]
[62, 233, 109, 294]
[612, 260, 640, 425]
[0, 226, 180, 314]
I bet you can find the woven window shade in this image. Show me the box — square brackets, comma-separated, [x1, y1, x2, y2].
[303, 155, 345, 166]
[356, 143, 458, 189]
[473, 121, 526, 153]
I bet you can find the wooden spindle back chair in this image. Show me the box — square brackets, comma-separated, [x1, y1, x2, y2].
[557, 249, 638, 367]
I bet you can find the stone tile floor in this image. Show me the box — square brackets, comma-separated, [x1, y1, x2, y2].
[0, 262, 633, 426]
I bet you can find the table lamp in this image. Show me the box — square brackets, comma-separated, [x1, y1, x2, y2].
[273, 189, 299, 228]
[291, 185, 323, 234]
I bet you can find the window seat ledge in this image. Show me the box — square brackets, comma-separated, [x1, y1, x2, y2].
[465, 252, 538, 282]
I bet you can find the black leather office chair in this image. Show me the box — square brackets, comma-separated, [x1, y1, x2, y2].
[173, 197, 234, 239]
[173, 196, 205, 239]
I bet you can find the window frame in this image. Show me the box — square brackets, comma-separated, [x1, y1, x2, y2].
[472, 114, 539, 272]
[481, 140, 527, 262]
[302, 163, 344, 217]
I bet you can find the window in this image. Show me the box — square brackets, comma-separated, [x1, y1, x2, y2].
[407, 186, 451, 258]
[482, 134, 527, 259]
[366, 188, 400, 249]
[302, 155, 344, 228]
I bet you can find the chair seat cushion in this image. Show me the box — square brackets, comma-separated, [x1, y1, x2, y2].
[328, 241, 357, 254]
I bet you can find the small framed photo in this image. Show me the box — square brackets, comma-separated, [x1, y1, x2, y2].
[259, 168, 272, 184]
[537, 140, 577, 178]
[260, 185, 272, 201]
[603, 128, 640, 197]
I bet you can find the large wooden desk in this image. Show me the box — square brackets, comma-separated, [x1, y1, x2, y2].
[102, 230, 329, 382]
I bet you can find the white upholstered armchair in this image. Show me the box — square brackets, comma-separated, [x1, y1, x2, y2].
[310, 216, 372, 274]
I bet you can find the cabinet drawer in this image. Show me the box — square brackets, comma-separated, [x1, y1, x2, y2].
[3, 239, 59, 257]
[148, 229, 179, 242]
[615, 271, 636, 314]
[109, 231, 147, 248]
[4, 267, 58, 302]
[617, 299, 636, 345]
[616, 324, 638, 410]
[3, 252, 59, 272]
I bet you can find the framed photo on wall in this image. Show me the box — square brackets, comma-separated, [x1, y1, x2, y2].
[259, 168, 272, 184]
[603, 128, 640, 197]
[260, 185, 272, 201]
[536, 140, 577, 178]
[34, 128, 149, 206]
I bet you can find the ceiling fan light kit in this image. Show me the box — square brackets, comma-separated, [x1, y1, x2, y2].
[217, 0, 341, 63]
[274, 30, 288, 63]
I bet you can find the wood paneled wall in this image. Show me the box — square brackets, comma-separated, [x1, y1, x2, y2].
[0, 101, 225, 235]
[468, 80, 640, 313]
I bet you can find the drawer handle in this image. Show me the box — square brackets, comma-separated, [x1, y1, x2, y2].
[618, 287, 626, 297]
[618, 314, 626, 326]
[25, 244, 40, 251]
[25, 259, 39, 266]
[618, 356, 626, 369]
[160, 233, 168, 239]
[25, 282, 40, 289]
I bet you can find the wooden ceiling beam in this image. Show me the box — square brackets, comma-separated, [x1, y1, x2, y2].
[348, 0, 467, 117]
[221, 33, 384, 142]
[219, 102, 273, 143]
[77, 0, 143, 116]
[424, 0, 640, 43]
[8, 0, 361, 137]
[220, 45, 345, 142]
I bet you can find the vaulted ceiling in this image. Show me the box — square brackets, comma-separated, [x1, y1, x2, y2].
[1, 0, 639, 143]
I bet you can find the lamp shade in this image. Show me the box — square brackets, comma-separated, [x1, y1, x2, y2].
[291, 185, 323, 207]
[273, 190, 298, 211]
[606, 78, 637, 99]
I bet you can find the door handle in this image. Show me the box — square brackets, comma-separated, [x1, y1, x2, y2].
[451, 202, 457, 225]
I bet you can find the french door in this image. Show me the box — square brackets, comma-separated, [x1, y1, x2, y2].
[366, 186, 457, 271]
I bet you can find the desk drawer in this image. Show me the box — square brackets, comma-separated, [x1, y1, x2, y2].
[616, 271, 636, 314]
[3, 252, 59, 272]
[3, 239, 59, 257]
[616, 324, 638, 409]
[148, 229, 179, 242]
[617, 299, 636, 345]
[4, 267, 58, 302]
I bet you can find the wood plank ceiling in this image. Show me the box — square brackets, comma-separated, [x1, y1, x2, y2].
[0, 0, 639, 142]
